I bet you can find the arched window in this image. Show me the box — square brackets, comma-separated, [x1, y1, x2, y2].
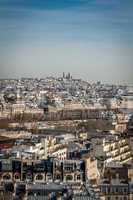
[66, 175, 73, 181]
[3, 174, 11, 180]
[36, 174, 43, 180]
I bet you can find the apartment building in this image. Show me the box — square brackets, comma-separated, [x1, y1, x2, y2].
[0, 158, 85, 187]
[99, 162, 129, 200]
[92, 135, 132, 164]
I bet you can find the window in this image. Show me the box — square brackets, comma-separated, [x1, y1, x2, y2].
[2, 162, 12, 171]
[107, 187, 110, 193]
[15, 174, 20, 180]
[56, 175, 60, 180]
[123, 188, 127, 193]
[111, 187, 115, 194]
[28, 192, 34, 196]
[124, 196, 127, 200]
[101, 186, 106, 193]
[66, 175, 73, 181]
[77, 175, 81, 180]
[36, 174, 43, 180]
[116, 188, 118, 193]
[37, 192, 41, 196]
[3, 174, 11, 180]
[112, 173, 116, 179]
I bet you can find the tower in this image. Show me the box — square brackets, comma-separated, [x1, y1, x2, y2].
[63, 72, 65, 78]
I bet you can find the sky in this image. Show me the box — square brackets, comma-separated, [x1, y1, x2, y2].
[0, 0, 133, 84]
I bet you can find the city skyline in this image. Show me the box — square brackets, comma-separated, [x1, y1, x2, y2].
[0, 0, 133, 84]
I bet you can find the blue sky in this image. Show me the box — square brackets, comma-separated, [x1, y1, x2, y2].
[0, 0, 133, 83]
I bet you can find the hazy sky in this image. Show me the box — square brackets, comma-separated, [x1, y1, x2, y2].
[0, 0, 133, 84]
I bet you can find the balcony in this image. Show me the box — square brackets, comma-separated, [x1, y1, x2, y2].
[121, 155, 132, 163]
